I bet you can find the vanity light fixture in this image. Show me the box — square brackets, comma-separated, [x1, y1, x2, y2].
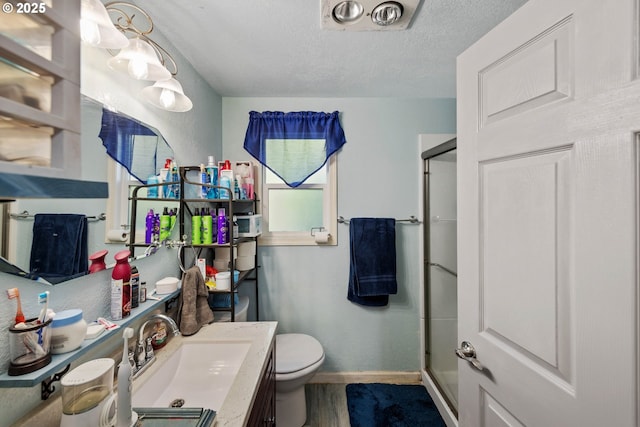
[141, 78, 193, 113]
[107, 37, 171, 81]
[321, 0, 420, 31]
[81, 1, 193, 112]
[80, 0, 128, 49]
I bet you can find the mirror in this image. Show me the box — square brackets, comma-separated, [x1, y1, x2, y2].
[0, 96, 175, 284]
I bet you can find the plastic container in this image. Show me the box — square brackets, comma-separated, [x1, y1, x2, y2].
[88, 249, 108, 274]
[156, 276, 179, 294]
[215, 271, 231, 290]
[50, 309, 88, 354]
[8, 317, 52, 375]
[202, 208, 213, 244]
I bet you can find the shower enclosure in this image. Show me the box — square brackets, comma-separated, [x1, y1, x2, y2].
[422, 139, 458, 415]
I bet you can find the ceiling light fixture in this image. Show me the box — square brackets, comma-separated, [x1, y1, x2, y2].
[333, 1, 364, 23]
[81, 1, 193, 112]
[321, 0, 420, 31]
[371, 2, 403, 26]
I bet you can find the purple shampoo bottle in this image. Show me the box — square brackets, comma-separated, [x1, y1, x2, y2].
[217, 208, 227, 244]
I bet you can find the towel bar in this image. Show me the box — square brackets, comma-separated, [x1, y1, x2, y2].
[337, 215, 420, 224]
[9, 211, 106, 222]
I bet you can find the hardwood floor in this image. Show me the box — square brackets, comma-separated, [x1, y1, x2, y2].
[304, 383, 351, 426]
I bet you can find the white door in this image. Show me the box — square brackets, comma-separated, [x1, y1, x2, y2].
[457, 0, 638, 426]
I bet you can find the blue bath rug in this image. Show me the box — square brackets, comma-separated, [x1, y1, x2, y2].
[346, 383, 446, 427]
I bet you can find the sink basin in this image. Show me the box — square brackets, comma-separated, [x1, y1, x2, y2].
[132, 341, 252, 410]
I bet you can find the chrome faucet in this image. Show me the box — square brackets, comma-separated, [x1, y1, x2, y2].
[134, 313, 181, 376]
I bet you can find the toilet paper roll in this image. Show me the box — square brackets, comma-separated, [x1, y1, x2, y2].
[106, 229, 129, 242]
[314, 231, 330, 244]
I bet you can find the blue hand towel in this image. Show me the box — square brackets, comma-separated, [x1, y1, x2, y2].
[29, 214, 88, 284]
[347, 218, 397, 307]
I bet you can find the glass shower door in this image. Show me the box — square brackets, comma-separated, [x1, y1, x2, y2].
[424, 145, 458, 413]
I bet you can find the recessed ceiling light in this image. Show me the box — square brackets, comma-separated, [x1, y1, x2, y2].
[333, 1, 364, 23]
[321, 0, 420, 31]
[371, 2, 403, 26]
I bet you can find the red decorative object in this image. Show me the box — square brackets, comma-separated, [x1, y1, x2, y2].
[88, 249, 109, 273]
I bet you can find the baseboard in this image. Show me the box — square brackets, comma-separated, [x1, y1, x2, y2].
[310, 371, 422, 384]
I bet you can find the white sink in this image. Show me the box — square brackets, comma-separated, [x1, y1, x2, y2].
[132, 340, 252, 410]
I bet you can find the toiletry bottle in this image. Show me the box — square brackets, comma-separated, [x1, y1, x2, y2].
[111, 250, 131, 320]
[191, 207, 202, 245]
[206, 155, 218, 199]
[217, 208, 228, 244]
[151, 320, 167, 350]
[160, 158, 171, 198]
[116, 328, 134, 427]
[147, 174, 158, 198]
[171, 162, 180, 199]
[202, 207, 213, 244]
[232, 215, 239, 239]
[219, 160, 233, 199]
[130, 265, 140, 309]
[145, 209, 155, 244]
[159, 207, 171, 242]
[234, 174, 241, 200]
[153, 213, 160, 242]
[200, 163, 208, 198]
[170, 208, 177, 232]
[140, 281, 147, 303]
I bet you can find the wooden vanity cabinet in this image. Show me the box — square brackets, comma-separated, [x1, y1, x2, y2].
[247, 341, 275, 426]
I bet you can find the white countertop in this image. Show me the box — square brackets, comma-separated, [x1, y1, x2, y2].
[15, 320, 277, 427]
[132, 321, 277, 426]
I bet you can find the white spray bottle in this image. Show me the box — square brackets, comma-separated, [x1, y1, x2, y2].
[116, 327, 137, 427]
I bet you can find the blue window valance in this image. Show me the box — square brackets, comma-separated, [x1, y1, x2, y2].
[99, 108, 166, 184]
[243, 111, 346, 187]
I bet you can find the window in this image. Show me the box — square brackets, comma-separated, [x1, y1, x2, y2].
[259, 153, 337, 246]
[243, 111, 345, 246]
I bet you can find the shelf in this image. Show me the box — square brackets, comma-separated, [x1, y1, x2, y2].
[0, 289, 180, 389]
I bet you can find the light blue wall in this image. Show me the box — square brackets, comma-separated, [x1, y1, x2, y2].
[0, 22, 222, 427]
[222, 97, 456, 372]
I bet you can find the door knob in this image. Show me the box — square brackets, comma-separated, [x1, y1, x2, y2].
[455, 341, 484, 371]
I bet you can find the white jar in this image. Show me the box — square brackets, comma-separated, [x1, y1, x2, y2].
[50, 309, 87, 354]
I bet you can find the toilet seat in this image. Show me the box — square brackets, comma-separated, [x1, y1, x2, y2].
[276, 334, 324, 374]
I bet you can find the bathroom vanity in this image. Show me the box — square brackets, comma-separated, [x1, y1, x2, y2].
[14, 321, 277, 427]
[132, 321, 277, 426]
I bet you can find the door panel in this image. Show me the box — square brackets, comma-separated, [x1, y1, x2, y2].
[480, 148, 572, 373]
[457, 0, 638, 425]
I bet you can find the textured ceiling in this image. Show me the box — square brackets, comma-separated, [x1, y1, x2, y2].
[132, 0, 528, 98]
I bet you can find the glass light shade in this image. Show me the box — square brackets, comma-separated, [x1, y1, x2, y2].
[371, 2, 403, 26]
[80, 0, 128, 49]
[332, 1, 364, 23]
[141, 78, 193, 112]
[107, 37, 171, 81]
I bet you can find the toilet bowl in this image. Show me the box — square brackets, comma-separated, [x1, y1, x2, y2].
[275, 333, 325, 427]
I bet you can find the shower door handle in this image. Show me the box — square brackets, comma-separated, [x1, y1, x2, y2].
[455, 341, 484, 371]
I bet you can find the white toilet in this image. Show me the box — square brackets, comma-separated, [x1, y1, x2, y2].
[275, 333, 325, 427]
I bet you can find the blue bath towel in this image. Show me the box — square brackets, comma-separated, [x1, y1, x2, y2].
[348, 218, 397, 307]
[29, 214, 88, 284]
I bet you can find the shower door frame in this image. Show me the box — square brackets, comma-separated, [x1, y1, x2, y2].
[422, 137, 457, 419]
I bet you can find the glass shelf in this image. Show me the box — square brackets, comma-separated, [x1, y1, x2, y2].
[0, 289, 180, 389]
